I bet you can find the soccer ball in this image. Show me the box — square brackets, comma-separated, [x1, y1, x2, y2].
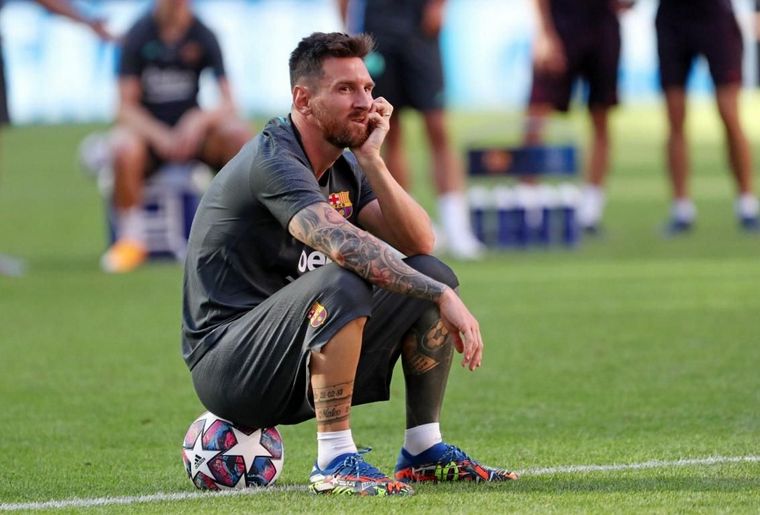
[182, 411, 284, 490]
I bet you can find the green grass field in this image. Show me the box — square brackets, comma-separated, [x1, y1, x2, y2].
[1, 101, 759, 513]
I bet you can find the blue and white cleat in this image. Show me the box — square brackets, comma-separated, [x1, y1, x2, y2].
[739, 216, 759, 232]
[309, 451, 413, 496]
[663, 217, 693, 237]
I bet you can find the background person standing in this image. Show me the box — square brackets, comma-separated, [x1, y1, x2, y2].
[656, 0, 759, 234]
[0, 0, 112, 276]
[338, 0, 485, 260]
[525, 0, 629, 234]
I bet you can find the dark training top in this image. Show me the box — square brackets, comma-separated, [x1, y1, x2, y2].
[118, 14, 225, 126]
[361, 0, 430, 36]
[182, 116, 377, 368]
[548, 0, 618, 27]
[658, 0, 734, 19]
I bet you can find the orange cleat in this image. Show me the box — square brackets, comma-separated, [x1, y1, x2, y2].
[100, 239, 148, 273]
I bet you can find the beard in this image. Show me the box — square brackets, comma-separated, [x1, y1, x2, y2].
[312, 102, 371, 149]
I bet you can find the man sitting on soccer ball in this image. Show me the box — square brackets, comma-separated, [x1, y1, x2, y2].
[181, 31, 518, 497]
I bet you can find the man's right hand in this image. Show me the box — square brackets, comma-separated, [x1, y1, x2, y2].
[172, 110, 209, 161]
[153, 130, 182, 161]
[437, 287, 483, 371]
[351, 97, 393, 165]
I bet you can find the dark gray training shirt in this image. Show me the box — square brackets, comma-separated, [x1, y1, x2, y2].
[181, 116, 377, 369]
[119, 13, 226, 127]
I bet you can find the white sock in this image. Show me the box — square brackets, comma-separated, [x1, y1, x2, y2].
[671, 198, 696, 223]
[578, 184, 605, 228]
[438, 192, 476, 243]
[735, 193, 759, 219]
[317, 429, 357, 470]
[116, 206, 145, 243]
[403, 422, 442, 456]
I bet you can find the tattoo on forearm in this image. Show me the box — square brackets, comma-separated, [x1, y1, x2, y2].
[313, 382, 353, 425]
[291, 204, 446, 301]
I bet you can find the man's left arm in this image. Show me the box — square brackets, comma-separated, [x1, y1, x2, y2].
[355, 98, 435, 256]
[421, 0, 446, 38]
[35, 0, 113, 40]
[357, 156, 435, 256]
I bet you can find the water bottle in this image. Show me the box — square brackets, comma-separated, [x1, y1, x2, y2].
[494, 186, 517, 248]
[536, 184, 558, 246]
[515, 184, 538, 247]
[557, 183, 581, 246]
[468, 186, 491, 245]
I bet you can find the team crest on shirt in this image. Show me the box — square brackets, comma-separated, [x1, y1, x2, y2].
[307, 302, 328, 328]
[328, 191, 353, 218]
[180, 42, 203, 66]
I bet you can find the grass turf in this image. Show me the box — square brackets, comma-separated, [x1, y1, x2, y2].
[0, 101, 759, 512]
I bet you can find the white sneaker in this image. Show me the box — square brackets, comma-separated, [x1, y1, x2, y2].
[445, 232, 485, 261]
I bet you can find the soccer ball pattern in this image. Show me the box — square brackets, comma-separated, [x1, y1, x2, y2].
[182, 411, 284, 490]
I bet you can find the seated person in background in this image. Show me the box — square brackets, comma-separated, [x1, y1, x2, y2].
[338, 0, 485, 260]
[102, 0, 251, 273]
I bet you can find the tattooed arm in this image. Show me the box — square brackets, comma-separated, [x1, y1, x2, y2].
[289, 201, 483, 369]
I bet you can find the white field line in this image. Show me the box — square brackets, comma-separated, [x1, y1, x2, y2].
[1, 455, 758, 512]
[520, 454, 760, 476]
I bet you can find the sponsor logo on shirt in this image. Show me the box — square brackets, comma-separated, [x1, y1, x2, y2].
[307, 301, 328, 328]
[298, 250, 332, 272]
[328, 191, 353, 218]
[142, 66, 196, 103]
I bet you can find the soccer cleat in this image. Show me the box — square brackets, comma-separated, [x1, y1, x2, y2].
[446, 234, 485, 261]
[663, 218, 693, 237]
[309, 451, 414, 496]
[581, 223, 603, 237]
[739, 216, 759, 232]
[100, 239, 148, 273]
[394, 442, 519, 483]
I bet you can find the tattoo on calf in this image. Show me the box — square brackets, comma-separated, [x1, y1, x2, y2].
[402, 335, 440, 375]
[402, 319, 452, 375]
[313, 381, 354, 425]
[402, 310, 455, 427]
[423, 320, 450, 351]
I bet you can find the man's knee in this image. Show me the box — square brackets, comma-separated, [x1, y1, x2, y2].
[319, 264, 374, 309]
[404, 255, 459, 290]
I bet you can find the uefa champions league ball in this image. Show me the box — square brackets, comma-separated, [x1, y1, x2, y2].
[182, 411, 284, 490]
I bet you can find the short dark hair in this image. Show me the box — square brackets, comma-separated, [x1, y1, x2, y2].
[289, 32, 374, 88]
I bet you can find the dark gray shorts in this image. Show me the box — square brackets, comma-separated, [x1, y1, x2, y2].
[190, 255, 458, 428]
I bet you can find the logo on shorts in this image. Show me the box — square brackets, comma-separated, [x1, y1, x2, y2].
[328, 191, 353, 218]
[307, 302, 328, 328]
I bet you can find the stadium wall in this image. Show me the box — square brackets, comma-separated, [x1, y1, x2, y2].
[0, 0, 756, 124]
